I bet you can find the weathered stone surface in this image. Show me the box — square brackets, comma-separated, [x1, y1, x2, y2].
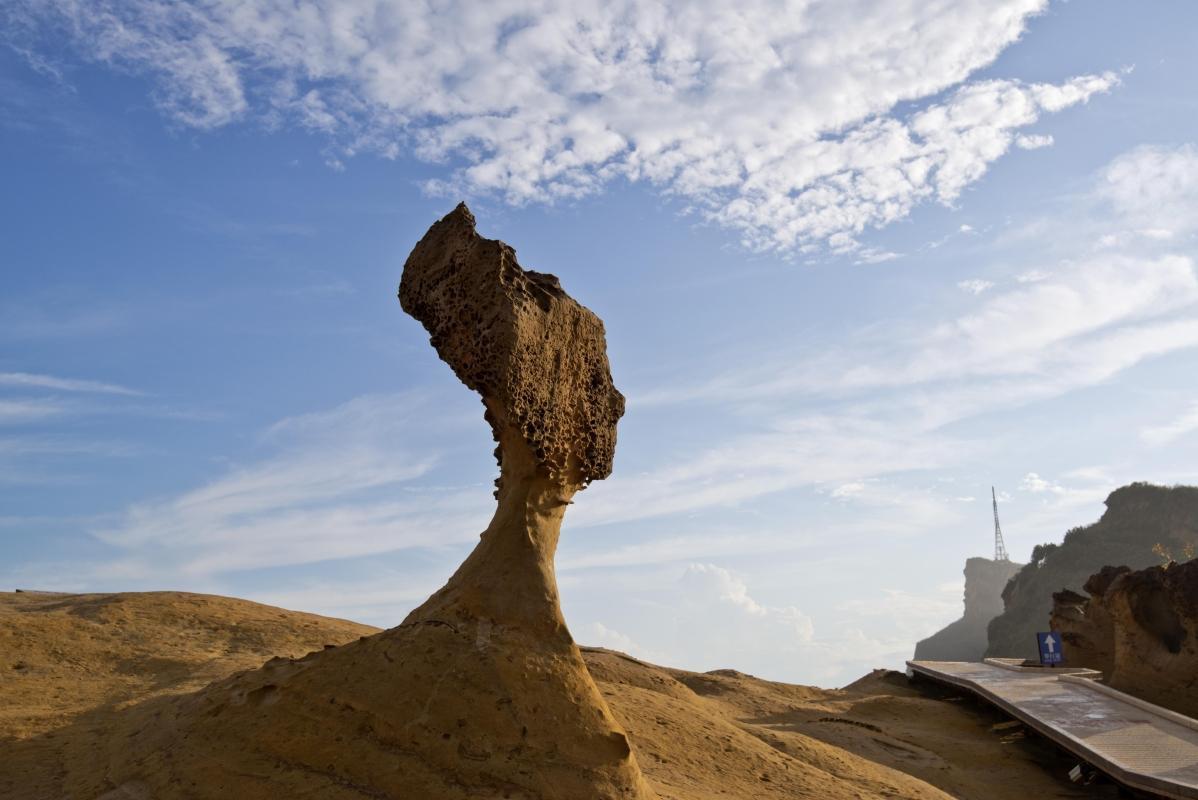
[1050, 566, 1128, 677]
[399, 202, 624, 491]
[1050, 560, 1198, 717]
[39, 204, 652, 800]
[914, 557, 1022, 662]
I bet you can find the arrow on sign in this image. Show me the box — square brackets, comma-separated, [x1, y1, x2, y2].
[1044, 634, 1056, 654]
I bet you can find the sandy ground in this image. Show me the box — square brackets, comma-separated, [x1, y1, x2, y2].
[0, 591, 1106, 799]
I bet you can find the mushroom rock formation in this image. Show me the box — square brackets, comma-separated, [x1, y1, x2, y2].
[1050, 560, 1198, 717]
[55, 204, 652, 800]
[391, 201, 650, 795]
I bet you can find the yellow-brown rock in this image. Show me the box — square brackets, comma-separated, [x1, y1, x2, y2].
[9, 204, 649, 800]
[1051, 560, 1198, 717]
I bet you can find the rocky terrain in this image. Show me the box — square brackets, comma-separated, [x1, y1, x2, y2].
[987, 482, 1198, 660]
[1051, 558, 1198, 717]
[914, 556, 1022, 662]
[0, 590, 1096, 800]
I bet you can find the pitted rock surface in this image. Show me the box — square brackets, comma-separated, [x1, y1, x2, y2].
[1051, 559, 1198, 716]
[29, 204, 654, 800]
[400, 202, 625, 490]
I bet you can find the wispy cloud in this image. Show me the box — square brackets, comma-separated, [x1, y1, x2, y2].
[639, 144, 1198, 413]
[1015, 133, 1053, 150]
[1142, 403, 1198, 446]
[9, 0, 1117, 252]
[957, 278, 994, 295]
[1097, 143, 1198, 239]
[573, 415, 964, 528]
[93, 392, 492, 576]
[0, 435, 143, 457]
[0, 398, 66, 424]
[566, 560, 945, 685]
[0, 296, 128, 340]
[0, 371, 141, 395]
[585, 144, 1198, 530]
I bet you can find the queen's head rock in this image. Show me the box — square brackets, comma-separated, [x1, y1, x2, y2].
[62, 204, 655, 800]
[400, 202, 624, 492]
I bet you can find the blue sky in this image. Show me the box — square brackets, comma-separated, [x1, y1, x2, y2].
[3, 0, 1197, 686]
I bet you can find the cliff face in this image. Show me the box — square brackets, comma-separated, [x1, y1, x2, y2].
[1051, 560, 1198, 717]
[986, 483, 1198, 660]
[914, 557, 1023, 661]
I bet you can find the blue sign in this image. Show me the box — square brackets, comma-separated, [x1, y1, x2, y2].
[1037, 631, 1063, 665]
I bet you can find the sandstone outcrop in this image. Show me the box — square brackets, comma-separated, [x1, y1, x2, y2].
[1050, 560, 1198, 717]
[25, 204, 651, 800]
[914, 557, 1022, 662]
[1048, 566, 1126, 677]
[986, 483, 1198, 660]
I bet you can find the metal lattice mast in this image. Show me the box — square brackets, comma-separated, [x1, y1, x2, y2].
[992, 486, 1009, 561]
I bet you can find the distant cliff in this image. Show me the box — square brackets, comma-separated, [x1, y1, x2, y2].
[914, 557, 1023, 661]
[986, 483, 1198, 660]
[1051, 559, 1198, 717]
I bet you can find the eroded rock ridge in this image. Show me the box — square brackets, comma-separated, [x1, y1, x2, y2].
[1051, 559, 1198, 717]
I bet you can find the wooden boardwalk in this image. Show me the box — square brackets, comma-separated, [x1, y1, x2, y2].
[907, 659, 1198, 799]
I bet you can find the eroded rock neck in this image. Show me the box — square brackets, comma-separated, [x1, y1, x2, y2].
[403, 419, 579, 635]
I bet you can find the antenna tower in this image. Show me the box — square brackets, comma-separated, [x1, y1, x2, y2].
[992, 486, 1009, 561]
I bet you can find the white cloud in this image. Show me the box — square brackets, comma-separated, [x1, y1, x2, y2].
[1098, 143, 1198, 236]
[957, 278, 994, 295]
[93, 392, 493, 576]
[831, 481, 867, 499]
[0, 436, 141, 458]
[0, 398, 65, 423]
[1014, 132, 1053, 149]
[649, 252, 1196, 412]
[676, 563, 815, 653]
[10, 0, 1117, 251]
[903, 254, 1196, 385]
[608, 144, 1198, 531]
[0, 371, 141, 395]
[1141, 403, 1198, 446]
[854, 248, 901, 265]
[584, 621, 642, 654]
[1020, 471, 1064, 494]
[681, 563, 769, 616]
[575, 561, 929, 685]
[1016, 268, 1050, 282]
[572, 413, 963, 528]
